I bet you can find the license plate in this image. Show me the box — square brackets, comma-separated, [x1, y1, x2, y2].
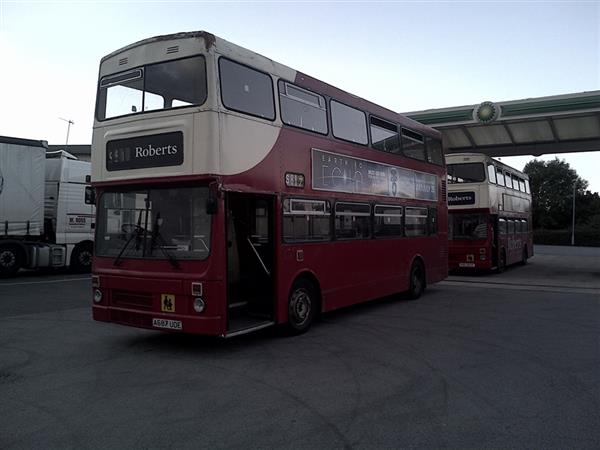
[459, 262, 475, 268]
[152, 318, 182, 330]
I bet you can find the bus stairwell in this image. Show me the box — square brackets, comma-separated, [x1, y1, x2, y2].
[226, 194, 275, 336]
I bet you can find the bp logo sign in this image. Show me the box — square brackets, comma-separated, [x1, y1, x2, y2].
[474, 101, 500, 124]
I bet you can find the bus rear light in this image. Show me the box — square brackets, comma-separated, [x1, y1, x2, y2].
[193, 297, 206, 313]
[94, 289, 103, 303]
[191, 282, 203, 296]
[480, 254, 486, 260]
[466, 254, 474, 262]
[479, 248, 486, 254]
[92, 275, 100, 288]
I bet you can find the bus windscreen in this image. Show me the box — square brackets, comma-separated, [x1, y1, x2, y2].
[449, 213, 488, 240]
[97, 55, 207, 120]
[447, 163, 486, 184]
[96, 186, 211, 260]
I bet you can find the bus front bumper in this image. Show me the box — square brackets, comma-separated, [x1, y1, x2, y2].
[93, 305, 223, 336]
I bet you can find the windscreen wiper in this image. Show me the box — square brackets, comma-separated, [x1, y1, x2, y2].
[149, 213, 180, 270]
[114, 210, 145, 266]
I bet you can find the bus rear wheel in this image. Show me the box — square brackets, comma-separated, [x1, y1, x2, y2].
[0, 245, 22, 278]
[521, 246, 528, 265]
[496, 250, 506, 273]
[406, 260, 425, 300]
[286, 279, 317, 335]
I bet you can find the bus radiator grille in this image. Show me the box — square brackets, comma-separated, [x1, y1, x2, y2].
[112, 290, 154, 310]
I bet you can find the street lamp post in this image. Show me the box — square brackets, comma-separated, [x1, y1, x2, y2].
[59, 117, 74, 153]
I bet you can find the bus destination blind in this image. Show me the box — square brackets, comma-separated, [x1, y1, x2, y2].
[106, 132, 183, 171]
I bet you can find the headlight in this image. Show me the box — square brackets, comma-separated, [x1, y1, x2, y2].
[94, 289, 103, 303]
[193, 297, 205, 313]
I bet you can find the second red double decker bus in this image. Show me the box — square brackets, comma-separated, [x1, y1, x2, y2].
[446, 153, 533, 272]
[91, 31, 447, 337]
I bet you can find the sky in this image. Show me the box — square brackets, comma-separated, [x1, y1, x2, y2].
[0, 1, 598, 191]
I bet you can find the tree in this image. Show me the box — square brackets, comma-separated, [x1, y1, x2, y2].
[523, 158, 589, 229]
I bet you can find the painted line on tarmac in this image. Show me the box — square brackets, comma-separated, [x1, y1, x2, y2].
[447, 276, 599, 290]
[0, 276, 90, 287]
[440, 280, 600, 296]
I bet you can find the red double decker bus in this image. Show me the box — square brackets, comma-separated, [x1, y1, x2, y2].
[91, 31, 447, 337]
[446, 153, 533, 272]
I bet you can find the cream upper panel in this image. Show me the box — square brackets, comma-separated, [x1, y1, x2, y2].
[93, 32, 297, 182]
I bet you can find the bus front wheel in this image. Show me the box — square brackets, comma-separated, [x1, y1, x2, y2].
[406, 260, 425, 300]
[286, 279, 317, 335]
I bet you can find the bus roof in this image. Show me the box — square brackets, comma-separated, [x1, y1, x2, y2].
[99, 31, 439, 139]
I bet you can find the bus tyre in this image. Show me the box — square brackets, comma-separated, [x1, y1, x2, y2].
[521, 246, 528, 265]
[407, 261, 425, 300]
[71, 243, 93, 273]
[286, 279, 317, 335]
[0, 245, 22, 277]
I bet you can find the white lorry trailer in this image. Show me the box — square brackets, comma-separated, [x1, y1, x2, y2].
[0, 135, 94, 276]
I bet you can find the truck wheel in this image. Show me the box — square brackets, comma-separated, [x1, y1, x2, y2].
[0, 245, 22, 277]
[71, 243, 93, 273]
[285, 278, 317, 335]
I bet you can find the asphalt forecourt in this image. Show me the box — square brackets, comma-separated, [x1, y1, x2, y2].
[446, 244, 600, 294]
[1, 259, 598, 449]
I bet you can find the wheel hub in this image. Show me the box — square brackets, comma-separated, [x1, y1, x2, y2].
[290, 289, 311, 325]
[0, 250, 16, 268]
[79, 251, 92, 266]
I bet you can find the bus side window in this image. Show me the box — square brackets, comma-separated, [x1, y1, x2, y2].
[487, 164, 496, 184]
[499, 218, 507, 235]
[334, 202, 371, 239]
[507, 220, 515, 234]
[219, 57, 275, 121]
[279, 80, 328, 135]
[283, 198, 331, 243]
[331, 100, 368, 145]
[374, 205, 403, 237]
[426, 137, 444, 165]
[512, 175, 520, 191]
[370, 116, 400, 154]
[405, 207, 428, 237]
[401, 128, 426, 161]
[496, 168, 505, 187]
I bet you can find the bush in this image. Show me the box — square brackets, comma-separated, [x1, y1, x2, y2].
[534, 227, 600, 247]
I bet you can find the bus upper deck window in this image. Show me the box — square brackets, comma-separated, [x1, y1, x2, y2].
[401, 129, 426, 161]
[487, 165, 496, 184]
